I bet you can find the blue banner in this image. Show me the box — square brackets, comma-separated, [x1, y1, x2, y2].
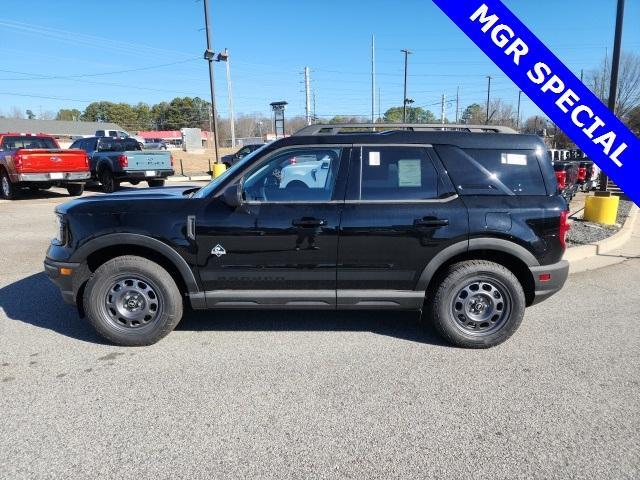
[432, 0, 640, 206]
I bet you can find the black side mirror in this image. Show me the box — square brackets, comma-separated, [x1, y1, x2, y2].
[222, 182, 243, 208]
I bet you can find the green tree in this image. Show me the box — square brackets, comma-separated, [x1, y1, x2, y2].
[383, 106, 436, 123]
[56, 108, 81, 121]
[460, 103, 484, 124]
[25, 109, 36, 120]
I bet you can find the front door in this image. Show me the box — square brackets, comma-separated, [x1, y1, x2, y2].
[195, 145, 349, 308]
[337, 145, 468, 308]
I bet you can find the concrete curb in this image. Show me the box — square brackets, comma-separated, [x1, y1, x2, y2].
[564, 204, 639, 264]
[167, 175, 212, 182]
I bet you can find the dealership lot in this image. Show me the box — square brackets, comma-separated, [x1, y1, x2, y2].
[1, 186, 639, 479]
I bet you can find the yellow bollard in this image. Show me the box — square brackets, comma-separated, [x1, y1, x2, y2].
[584, 193, 620, 226]
[212, 163, 227, 179]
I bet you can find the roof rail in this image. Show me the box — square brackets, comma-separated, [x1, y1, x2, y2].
[293, 123, 518, 136]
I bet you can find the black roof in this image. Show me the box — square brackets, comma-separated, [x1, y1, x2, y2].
[275, 130, 546, 151]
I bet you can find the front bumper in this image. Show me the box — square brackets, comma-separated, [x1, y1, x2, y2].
[44, 259, 81, 305]
[529, 260, 570, 305]
[115, 170, 174, 180]
[19, 172, 90, 182]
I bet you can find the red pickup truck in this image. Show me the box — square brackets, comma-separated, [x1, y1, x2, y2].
[0, 133, 90, 200]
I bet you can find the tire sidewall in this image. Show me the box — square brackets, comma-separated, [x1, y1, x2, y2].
[431, 262, 525, 348]
[83, 256, 183, 346]
[100, 169, 117, 193]
[1, 171, 15, 200]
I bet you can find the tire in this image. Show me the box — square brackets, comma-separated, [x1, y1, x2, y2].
[0, 170, 17, 200]
[147, 179, 165, 188]
[83, 255, 183, 346]
[66, 184, 85, 197]
[426, 260, 525, 348]
[129, 180, 140, 186]
[99, 169, 118, 193]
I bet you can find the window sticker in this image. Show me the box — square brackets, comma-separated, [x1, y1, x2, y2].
[501, 153, 528, 166]
[398, 159, 422, 187]
[368, 151, 380, 166]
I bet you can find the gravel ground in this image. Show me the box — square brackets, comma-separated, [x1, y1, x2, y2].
[567, 199, 634, 247]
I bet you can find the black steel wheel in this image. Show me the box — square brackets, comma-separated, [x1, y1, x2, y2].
[427, 260, 525, 348]
[83, 255, 183, 346]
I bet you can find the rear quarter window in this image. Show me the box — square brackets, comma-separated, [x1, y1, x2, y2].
[435, 146, 547, 196]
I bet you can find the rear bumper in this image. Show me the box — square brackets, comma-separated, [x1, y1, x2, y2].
[115, 170, 174, 180]
[529, 260, 569, 305]
[18, 172, 90, 182]
[44, 259, 80, 305]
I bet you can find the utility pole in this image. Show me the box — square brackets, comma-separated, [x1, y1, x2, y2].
[378, 87, 381, 123]
[401, 49, 412, 123]
[304, 66, 311, 126]
[440, 94, 446, 125]
[312, 89, 317, 124]
[371, 34, 376, 123]
[485, 75, 492, 124]
[202, 0, 220, 165]
[455, 86, 460, 123]
[516, 90, 522, 130]
[580, 69, 584, 83]
[600, 0, 626, 191]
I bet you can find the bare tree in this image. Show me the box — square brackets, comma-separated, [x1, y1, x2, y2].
[587, 51, 640, 118]
[487, 98, 517, 128]
[8, 106, 24, 119]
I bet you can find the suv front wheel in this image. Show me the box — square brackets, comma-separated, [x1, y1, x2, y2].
[427, 260, 525, 348]
[83, 255, 183, 346]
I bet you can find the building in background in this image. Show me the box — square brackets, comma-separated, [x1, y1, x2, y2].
[0, 118, 124, 148]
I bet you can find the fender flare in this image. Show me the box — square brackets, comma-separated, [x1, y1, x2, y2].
[415, 238, 539, 291]
[70, 233, 200, 293]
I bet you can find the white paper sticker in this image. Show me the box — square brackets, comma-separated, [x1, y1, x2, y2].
[368, 151, 380, 166]
[398, 159, 422, 187]
[501, 153, 527, 166]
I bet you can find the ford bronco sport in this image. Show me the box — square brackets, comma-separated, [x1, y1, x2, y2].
[45, 124, 570, 348]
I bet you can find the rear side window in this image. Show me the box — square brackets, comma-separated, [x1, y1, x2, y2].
[435, 146, 547, 196]
[0, 136, 58, 149]
[359, 146, 440, 200]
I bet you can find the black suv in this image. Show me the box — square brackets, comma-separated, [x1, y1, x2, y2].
[45, 124, 570, 348]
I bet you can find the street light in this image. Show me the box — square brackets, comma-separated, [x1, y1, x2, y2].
[215, 48, 236, 148]
[202, 0, 220, 166]
[401, 49, 412, 123]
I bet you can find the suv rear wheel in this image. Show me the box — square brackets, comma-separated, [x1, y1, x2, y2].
[427, 260, 525, 348]
[83, 255, 183, 346]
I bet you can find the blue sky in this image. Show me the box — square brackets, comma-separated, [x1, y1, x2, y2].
[0, 0, 638, 122]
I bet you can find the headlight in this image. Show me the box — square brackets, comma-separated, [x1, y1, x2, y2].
[54, 214, 66, 245]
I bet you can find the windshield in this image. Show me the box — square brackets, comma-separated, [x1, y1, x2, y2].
[192, 143, 271, 198]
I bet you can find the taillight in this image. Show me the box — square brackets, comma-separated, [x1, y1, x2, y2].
[84, 154, 90, 169]
[559, 210, 570, 250]
[555, 171, 566, 190]
[578, 167, 586, 181]
[13, 153, 23, 171]
[118, 155, 128, 168]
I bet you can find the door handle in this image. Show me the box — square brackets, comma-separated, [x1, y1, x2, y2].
[414, 217, 449, 227]
[292, 217, 326, 227]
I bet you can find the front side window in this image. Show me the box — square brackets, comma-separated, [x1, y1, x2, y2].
[242, 147, 341, 202]
[359, 146, 440, 200]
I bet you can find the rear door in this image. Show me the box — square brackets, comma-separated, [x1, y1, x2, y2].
[337, 145, 468, 307]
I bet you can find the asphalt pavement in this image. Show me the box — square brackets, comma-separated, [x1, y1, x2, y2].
[1, 186, 639, 479]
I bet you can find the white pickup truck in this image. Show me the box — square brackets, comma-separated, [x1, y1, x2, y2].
[279, 153, 332, 189]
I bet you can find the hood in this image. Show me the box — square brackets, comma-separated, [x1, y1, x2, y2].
[56, 185, 200, 215]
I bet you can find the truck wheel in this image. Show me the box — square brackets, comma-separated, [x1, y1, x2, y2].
[66, 184, 85, 197]
[147, 180, 165, 188]
[83, 255, 183, 346]
[426, 260, 525, 348]
[100, 169, 118, 193]
[0, 170, 17, 200]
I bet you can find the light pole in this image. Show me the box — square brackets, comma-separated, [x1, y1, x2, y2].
[401, 49, 412, 123]
[599, 0, 626, 192]
[485, 75, 492, 124]
[516, 90, 522, 130]
[216, 49, 236, 148]
[202, 0, 220, 165]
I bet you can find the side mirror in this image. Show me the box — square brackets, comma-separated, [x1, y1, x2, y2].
[222, 182, 243, 208]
